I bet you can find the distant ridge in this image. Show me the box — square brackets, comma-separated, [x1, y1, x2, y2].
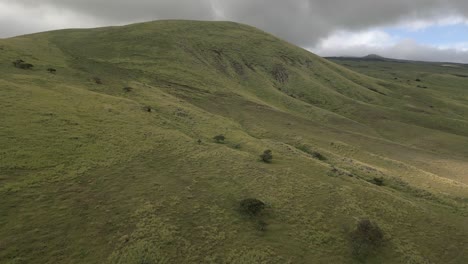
[326, 54, 468, 65]
[325, 54, 389, 62]
[362, 54, 386, 60]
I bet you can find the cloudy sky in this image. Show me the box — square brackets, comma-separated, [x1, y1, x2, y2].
[2, 0, 468, 63]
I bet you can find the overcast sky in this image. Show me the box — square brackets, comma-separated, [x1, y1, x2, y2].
[2, 0, 468, 63]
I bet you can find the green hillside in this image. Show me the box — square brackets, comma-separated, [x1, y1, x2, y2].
[1, 20, 467, 263]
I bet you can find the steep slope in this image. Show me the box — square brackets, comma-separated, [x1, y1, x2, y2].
[1, 20, 467, 263]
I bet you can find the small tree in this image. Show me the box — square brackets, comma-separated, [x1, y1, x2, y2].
[350, 219, 384, 258]
[240, 198, 265, 216]
[213, 134, 225, 143]
[260, 150, 273, 163]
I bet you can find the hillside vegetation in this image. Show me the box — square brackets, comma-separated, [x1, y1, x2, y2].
[1, 20, 467, 263]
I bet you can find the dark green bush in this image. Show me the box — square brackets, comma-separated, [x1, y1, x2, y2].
[350, 219, 384, 258]
[12, 59, 24, 67]
[13, 60, 33, 69]
[21, 63, 34, 69]
[371, 177, 384, 186]
[296, 145, 326, 161]
[260, 150, 273, 163]
[311, 151, 327, 161]
[240, 198, 265, 216]
[213, 134, 225, 143]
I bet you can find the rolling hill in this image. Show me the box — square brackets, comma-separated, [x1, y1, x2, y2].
[1, 20, 467, 263]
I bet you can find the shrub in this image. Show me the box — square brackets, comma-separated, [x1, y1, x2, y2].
[12, 59, 24, 66]
[350, 219, 384, 258]
[311, 151, 327, 161]
[20, 63, 34, 69]
[123, 86, 133, 92]
[371, 177, 384, 186]
[213, 134, 225, 143]
[144, 106, 152, 112]
[47, 68, 57, 73]
[12, 59, 24, 68]
[240, 198, 265, 216]
[297, 145, 326, 161]
[260, 150, 273, 163]
[13, 60, 33, 69]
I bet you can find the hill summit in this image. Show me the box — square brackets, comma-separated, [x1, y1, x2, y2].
[1, 20, 467, 263]
[362, 54, 386, 60]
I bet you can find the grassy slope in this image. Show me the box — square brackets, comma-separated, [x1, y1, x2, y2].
[0, 20, 467, 263]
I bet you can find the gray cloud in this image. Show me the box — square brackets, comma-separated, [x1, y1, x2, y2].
[219, 0, 468, 46]
[3, 0, 468, 42]
[2, 0, 468, 62]
[3, 0, 215, 25]
[0, 18, 40, 38]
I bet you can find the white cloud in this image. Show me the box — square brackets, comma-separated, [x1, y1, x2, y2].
[311, 29, 468, 63]
[437, 42, 468, 52]
[313, 29, 398, 54]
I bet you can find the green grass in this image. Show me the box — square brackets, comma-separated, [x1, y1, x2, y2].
[0, 20, 467, 263]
